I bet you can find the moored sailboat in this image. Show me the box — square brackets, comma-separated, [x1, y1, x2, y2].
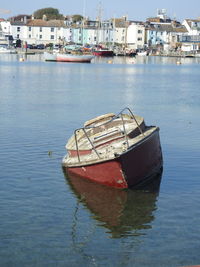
[44, 51, 94, 63]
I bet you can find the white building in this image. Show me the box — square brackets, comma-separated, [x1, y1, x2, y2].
[0, 21, 12, 35]
[126, 22, 145, 49]
[182, 19, 200, 35]
[113, 17, 127, 46]
[11, 21, 27, 41]
[8, 17, 71, 45]
[25, 19, 70, 45]
[180, 19, 200, 52]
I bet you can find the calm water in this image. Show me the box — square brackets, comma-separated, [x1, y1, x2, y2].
[0, 54, 200, 267]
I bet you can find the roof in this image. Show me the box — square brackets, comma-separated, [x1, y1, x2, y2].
[10, 21, 27, 26]
[146, 24, 187, 33]
[184, 19, 200, 28]
[26, 19, 66, 27]
[184, 19, 200, 23]
[146, 17, 177, 25]
[112, 18, 129, 28]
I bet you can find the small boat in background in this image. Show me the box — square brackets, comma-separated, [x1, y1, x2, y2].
[137, 50, 148, 56]
[62, 107, 163, 189]
[0, 46, 17, 54]
[44, 52, 94, 63]
[93, 49, 114, 57]
[114, 49, 137, 57]
[184, 54, 195, 58]
[92, 46, 114, 57]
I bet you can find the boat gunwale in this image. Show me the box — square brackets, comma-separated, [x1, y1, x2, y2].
[62, 126, 159, 168]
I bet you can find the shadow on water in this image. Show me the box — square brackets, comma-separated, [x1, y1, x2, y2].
[63, 170, 163, 238]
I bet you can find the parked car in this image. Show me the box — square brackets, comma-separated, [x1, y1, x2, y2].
[36, 44, 45, 49]
[27, 44, 33, 49]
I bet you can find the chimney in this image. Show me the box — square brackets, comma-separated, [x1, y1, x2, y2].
[42, 14, 47, 21]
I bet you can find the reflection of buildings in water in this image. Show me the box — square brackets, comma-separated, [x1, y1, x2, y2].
[63, 170, 162, 238]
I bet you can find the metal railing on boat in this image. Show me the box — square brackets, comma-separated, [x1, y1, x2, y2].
[74, 107, 144, 163]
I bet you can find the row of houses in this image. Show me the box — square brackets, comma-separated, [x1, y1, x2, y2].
[1, 10, 200, 52]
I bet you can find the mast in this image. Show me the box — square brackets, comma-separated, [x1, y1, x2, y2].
[82, 0, 86, 45]
[124, 15, 128, 49]
[96, 1, 103, 45]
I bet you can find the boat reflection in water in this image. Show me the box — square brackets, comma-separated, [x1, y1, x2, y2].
[63, 169, 163, 238]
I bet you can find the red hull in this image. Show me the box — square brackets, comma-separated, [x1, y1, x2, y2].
[56, 58, 92, 63]
[64, 129, 163, 189]
[93, 50, 114, 57]
[66, 160, 127, 189]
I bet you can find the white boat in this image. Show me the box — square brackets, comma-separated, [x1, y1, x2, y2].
[44, 52, 94, 63]
[0, 46, 17, 54]
[137, 51, 148, 56]
[44, 52, 57, 61]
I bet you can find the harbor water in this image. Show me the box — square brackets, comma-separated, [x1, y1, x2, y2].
[0, 54, 200, 266]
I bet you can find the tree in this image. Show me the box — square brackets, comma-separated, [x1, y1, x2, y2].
[72, 14, 83, 23]
[33, 8, 64, 20]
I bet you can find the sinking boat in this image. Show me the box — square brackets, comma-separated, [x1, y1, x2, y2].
[44, 52, 94, 63]
[62, 107, 163, 189]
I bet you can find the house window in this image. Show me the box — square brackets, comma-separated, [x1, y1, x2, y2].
[51, 28, 54, 32]
[29, 34, 31, 38]
[138, 37, 142, 41]
[17, 34, 19, 38]
[138, 30, 142, 33]
[17, 27, 20, 32]
[94, 36, 96, 41]
[39, 35, 42, 39]
[29, 27, 31, 31]
[40, 27, 42, 32]
[50, 35, 54, 39]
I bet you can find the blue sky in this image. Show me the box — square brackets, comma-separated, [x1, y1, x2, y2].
[1, 0, 200, 22]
